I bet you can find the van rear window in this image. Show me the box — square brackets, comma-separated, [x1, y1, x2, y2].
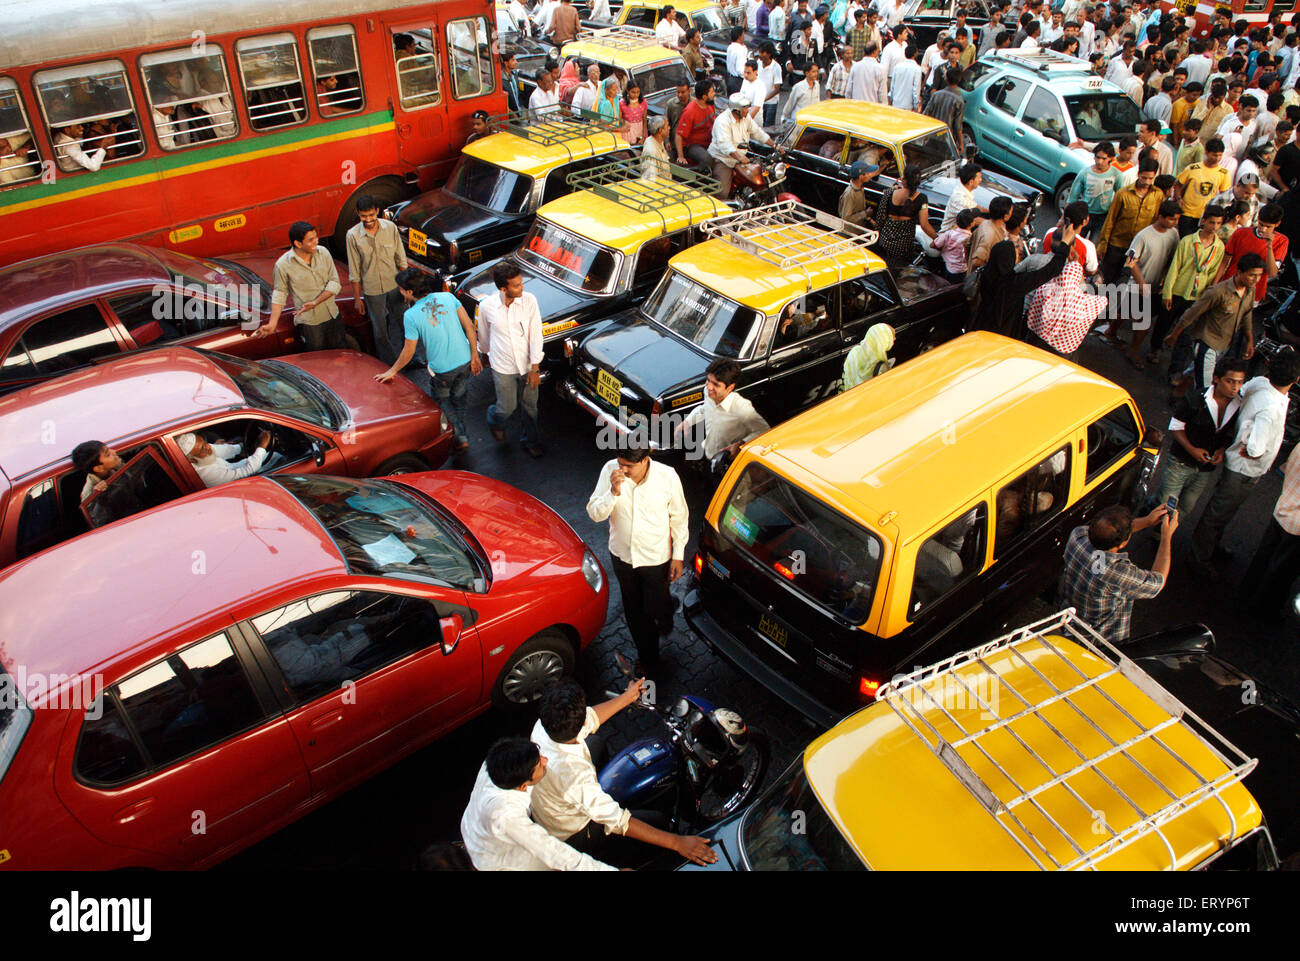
[719, 465, 882, 624]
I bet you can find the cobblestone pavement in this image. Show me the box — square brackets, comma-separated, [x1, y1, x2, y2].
[226, 203, 1296, 870]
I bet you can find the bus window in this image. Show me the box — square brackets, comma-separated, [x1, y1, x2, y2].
[33, 60, 144, 173]
[392, 28, 442, 109]
[235, 34, 307, 130]
[140, 48, 238, 149]
[0, 78, 42, 184]
[447, 17, 496, 99]
[308, 26, 365, 117]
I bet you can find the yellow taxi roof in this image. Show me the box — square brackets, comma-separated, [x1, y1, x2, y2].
[804, 631, 1263, 870]
[463, 125, 628, 178]
[625, 0, 718, 9]
[750, 332, 1136, 543]
[670, 225, 888, 316]
[561, 37, 686, 69]
[538, 181, 730, 252]
[795, 99, 947, 144]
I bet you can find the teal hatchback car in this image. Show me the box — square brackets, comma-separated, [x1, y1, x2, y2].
[957, 49, 1143, 210]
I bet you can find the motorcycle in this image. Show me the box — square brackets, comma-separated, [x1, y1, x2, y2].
[729, 151, 800, 210]
[598, 654, 769, 833]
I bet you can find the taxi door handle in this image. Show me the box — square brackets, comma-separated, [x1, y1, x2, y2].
[114, 798, 154, 824]
[1013, 129, 1025, 137]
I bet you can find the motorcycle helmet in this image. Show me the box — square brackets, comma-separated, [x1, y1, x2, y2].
[707, 708, 749, 755]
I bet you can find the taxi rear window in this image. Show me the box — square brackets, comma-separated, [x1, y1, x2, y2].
[719, 464, 882, 625]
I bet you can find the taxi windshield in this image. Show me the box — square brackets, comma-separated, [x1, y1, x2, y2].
[207, 353, 342, 429]
[1065, 93, 1142, 140]
[634, 60, 694, 96]
[517, 220, 621, 293]
[740, 761, 865, 870]
[719, 464, 882, 623]
[901, 129, 958, 177]
[445, 155, 534, 213]
[690, 8, 725, 32]
[641, 271, 761, 358]
[276, 475, 482, 590]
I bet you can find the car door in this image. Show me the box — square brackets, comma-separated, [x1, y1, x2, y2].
[783, 124, 850, 214]
[108, 289, 282, 360]
[839, 273, 911, 367]
[386, 19, 450, 177]
[975, 74, 1031, 166]
[53, 630, 312, 867]
[764, 286, 845, 419]
[169, 415, 346, 486]
[0, 303, 127, 394]
[245, 587, 482, 799]
[1004, 84, 1072, 193]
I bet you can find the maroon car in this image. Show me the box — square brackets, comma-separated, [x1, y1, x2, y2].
[0, 243, 366, 395]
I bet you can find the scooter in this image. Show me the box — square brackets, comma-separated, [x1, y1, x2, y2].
[598, 654, 769, 832]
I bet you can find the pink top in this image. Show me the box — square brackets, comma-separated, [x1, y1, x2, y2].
[931, 227, 970, 274]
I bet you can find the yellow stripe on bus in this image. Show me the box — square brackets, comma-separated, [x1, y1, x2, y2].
[0, 120, 396, 219]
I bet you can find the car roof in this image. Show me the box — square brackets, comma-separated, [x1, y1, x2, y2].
[0, 477, 345, 696]
[803, 622, 1264, 870]
[669, 224, 888, 316]
[537, 181, 730, 252]
[464, 125, 629, 178]
[0, 243, 173, 329]
[795, 100, 948, 144]
[983, 50, 1125, 93]
[0, 348, 244, 480]
[561, 34, 687, 69]
[748, 332, 1135, 541]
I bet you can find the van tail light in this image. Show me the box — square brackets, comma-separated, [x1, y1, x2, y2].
[859, 677, 880, 700]
[773, 561, 795, 580]
[694, 552, 704, 576]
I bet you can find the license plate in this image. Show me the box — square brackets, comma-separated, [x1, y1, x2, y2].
[595, 369, 622, 407]
[408, 228, 427, 257]
[757, 612, 789, 649]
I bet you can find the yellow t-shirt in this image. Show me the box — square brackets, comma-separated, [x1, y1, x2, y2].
[1176, 163, 1231, 218]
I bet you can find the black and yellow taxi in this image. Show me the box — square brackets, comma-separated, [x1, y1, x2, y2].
[685, 332, 1160, 728]
[556, 27, 696, 116]
[598, 0, 735, 58]
[561, 201, 965, 443]
[682, 610, 1279, 871]
[385, 112, 631, 278]
[456, 158, 729, 375]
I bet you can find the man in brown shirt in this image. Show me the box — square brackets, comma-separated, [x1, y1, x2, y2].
[1095, 156, 1163, 283]
[1166, 253, 1262, 394]
[967, 196, 1014, 270]
[548, 0, 581, 45]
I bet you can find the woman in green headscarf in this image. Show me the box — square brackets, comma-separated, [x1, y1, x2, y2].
[840, 323, 895, 391]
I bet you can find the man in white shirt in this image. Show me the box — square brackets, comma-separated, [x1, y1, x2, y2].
[726, 27, 748, 94]
[847, 42, 888, 103]
[656, 5, 687, 48]
[890, 46, 923, 112]
[461, 737, 616, 871]
[707, 95, 773, 197]
[176, 431, 269, 487]
[571, 63, 601, 114]
[532, 0, 558, 34]
[737, 60, 767, 121]
[53, 123, 106, 173]
[586, 445, 689, 675]
[531, 679, 717, 865]
[781, 61, 822, 123]
[1188, 349, 1300, 578]
[939, 162, 983, 232]
[756, 44, 783, 127]
[477, 261, 545, 457]
[677, 359, 770, 464]
[880, 25, 909, 87]
[528, 69, 561, 114]
[1182, 43, 1213, 87]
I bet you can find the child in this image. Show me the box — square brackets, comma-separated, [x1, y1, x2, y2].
[930, 207, 980, 282]
[620, 82, 647, 145]
[1112, 135, 1139, 187]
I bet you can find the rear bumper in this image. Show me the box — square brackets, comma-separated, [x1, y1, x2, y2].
[683, 587, 841, 731]
[559, 378, 665, 450]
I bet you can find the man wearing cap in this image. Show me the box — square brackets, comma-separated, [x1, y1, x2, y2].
[176, 430, 271, 488]
[838, 161, 879, 226]
[708, 93, 773, 198]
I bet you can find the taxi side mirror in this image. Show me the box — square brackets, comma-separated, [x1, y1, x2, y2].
[440, 613, 463, 655]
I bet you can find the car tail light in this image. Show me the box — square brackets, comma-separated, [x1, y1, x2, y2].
[859, 677, 880, 699]
[651, 398, 662, 416]
[773, 561, 795, 580]
[564, 337, 576, 358]
[694, 552, 704, 576]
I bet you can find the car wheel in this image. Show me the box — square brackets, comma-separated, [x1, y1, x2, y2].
[492, 630, 575, 710]
[331, 178, 409, 257]
[1054, 176, 1074, 214]
[961, 125, 977, 156]
[374, 453, 429, 475]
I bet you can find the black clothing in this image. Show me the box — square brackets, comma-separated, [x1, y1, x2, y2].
[974, 239, 1069, 339]
[1168, 388, 1241, 469]
[611, 556, 673, 673]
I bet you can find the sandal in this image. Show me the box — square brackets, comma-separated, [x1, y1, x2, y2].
[1126, 353, 1146, 371]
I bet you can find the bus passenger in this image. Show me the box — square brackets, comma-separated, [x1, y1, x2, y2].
[53, 123, 106, 173]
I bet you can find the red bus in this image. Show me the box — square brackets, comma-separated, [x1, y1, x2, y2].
[1163, 0, 1296, 39]
[0, 0, 506, 265]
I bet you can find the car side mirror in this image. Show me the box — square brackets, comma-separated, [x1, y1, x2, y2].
[440, 613, 463, 655]
[311, 441, 326, 467]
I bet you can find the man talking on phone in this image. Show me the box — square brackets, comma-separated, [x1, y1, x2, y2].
[586, 442, 689, 677]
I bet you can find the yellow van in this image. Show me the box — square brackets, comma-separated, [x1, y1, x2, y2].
[684, 332, 1160, 727]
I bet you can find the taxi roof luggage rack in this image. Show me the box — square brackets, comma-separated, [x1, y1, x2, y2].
[489, 109, 624, 148]
[566, 158, 720, 221]
[991, 49, 1094, 73]
[577, 25, 662, 50]
[699, 200, 879, 270]
[875, 609, 1258, 871]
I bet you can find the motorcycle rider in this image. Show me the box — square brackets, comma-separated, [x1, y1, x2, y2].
[530, 679, 719, 866]
[707, 92, 773, 199]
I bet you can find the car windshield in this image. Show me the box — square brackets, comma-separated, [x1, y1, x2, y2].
[207, 353, 341, 429]
[277, 475, 481, 589]
[641, 270, 761, 358]
[740, 760, 865, 870]
[901, 129, 958, 177]
[634, 61, 693, 97]
[719, 464, 882, 623]
[496, 6, 524, 33]
[690, 8, 725, 32]
[517, 219, 621, 293]
[150, 250, 269, 317]
[1065, 94, 1142, 141]
[445, 155, 534, 213]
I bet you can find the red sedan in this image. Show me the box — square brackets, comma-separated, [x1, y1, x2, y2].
[0, 243, 366, 395]
[0, 472, 609, 870]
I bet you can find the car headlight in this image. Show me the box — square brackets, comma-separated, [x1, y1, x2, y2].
[448, 241, 460, 263]
[581, 549, 604, 593]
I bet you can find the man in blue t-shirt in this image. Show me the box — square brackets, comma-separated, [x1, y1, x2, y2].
[374, 268, 482, 452]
